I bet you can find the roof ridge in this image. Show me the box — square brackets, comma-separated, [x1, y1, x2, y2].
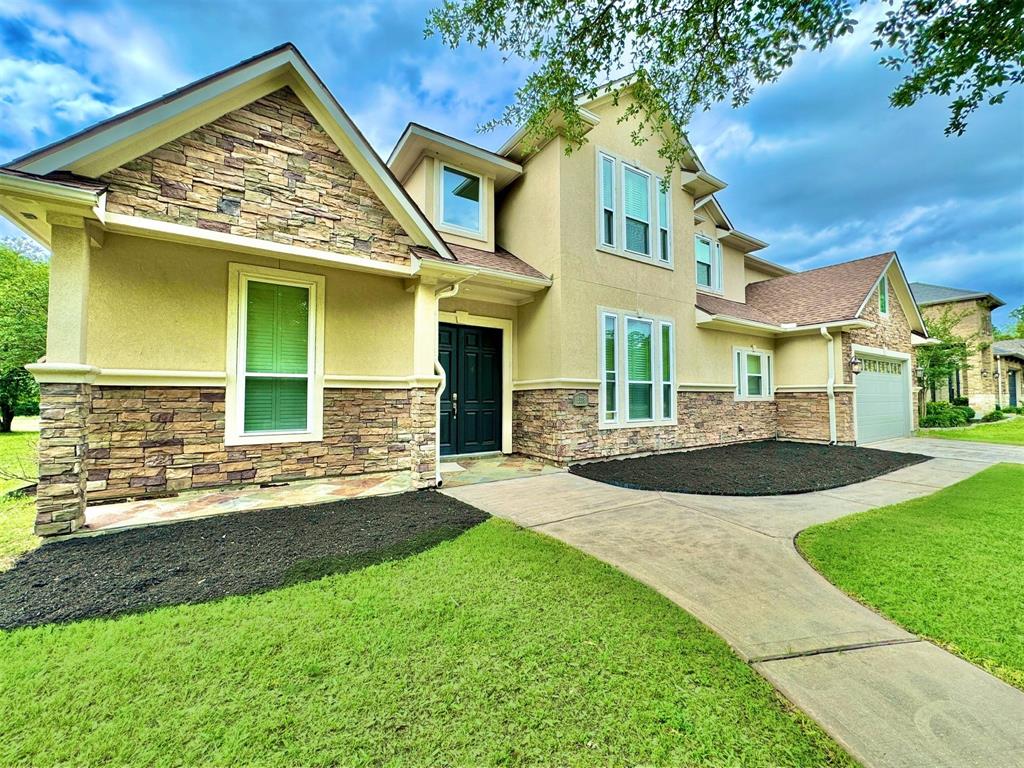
[750, 251, 894, 287]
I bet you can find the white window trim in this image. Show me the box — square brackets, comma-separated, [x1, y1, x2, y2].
[225, 263, 326, 446]
[695, 234, 723, 294]
[599, 308, 676, 428]
[594, 148, 673, 270]
[878, 274, 889, 317]
[733, 347, 773, 401]
[437, 161, 485, 237]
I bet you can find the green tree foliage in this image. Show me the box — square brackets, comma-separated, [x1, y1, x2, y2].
[0, 241, 48, 432]
[995, 306, 1024, 340]
[427, 0, 1024, 171]
[918, 306, 977, 396]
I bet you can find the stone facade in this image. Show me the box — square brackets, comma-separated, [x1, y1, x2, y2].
[513, 388, 777, 463]
[844, 282, 919, 429]
[35, 383, 91, 536]
[85, 386, 436, 499]
[919, 298, 1006, 414]
[101, 87, 415, 265]
[34, 384, 436, 535]
[776, 391, 855, 444]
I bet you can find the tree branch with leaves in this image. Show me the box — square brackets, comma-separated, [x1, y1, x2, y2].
[427, 0, 1023, 171]
[0, 240, 48, 433]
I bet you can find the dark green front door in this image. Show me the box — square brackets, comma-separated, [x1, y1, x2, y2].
[438, 323, 502, 456]
[1010, 370, 1018, 408]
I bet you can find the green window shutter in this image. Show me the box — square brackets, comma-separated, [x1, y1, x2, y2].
[244, 378, 308, 432]
[603, 314, 617, 420]
[661, 323, 672, 381]
[879, 276, 888, 313]
[246, 281, 309, 374]
[627, 318, 653, 419]
[244, 280, 311, 432]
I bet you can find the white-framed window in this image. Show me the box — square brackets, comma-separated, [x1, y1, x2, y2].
[226, 264, 325, 446]
[657, 178, 671, 264]
[878, 274, 889, 316]
[595, 150, 672, 268]
[599, 153, 616, 248]
[695, 234, 723, 292]
[439, 162, 483, 235]
[600, 309, 675, 427]
[734, 348, 773, 401]
[623, 165, 652, 256]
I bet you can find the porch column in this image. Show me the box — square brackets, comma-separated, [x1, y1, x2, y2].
[410, 280, 440, 488]
[32, 215, 93, 535]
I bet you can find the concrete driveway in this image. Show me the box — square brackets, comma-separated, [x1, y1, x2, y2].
[444, 443, 1024, 768]
[867, 435, 1024, 464]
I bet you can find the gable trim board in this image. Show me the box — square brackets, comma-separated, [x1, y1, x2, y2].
[4, 44, 455, 262]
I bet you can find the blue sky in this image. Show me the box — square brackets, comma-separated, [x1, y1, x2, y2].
[1, 0, 1021, 325]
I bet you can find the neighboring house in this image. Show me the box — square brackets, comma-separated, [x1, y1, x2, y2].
[909, 282, 1019, 412]
[992, 340, 1024, 409]
[0, 45, 926, 536]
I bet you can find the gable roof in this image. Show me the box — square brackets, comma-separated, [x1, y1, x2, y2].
[909, 282, 1005, 309]
[743, 252, 896, 326]
[413, 242, 547, 281]
[993, 339, 1024, 360]
[696, 251, 926, 333]
[2, 43, 454, 260]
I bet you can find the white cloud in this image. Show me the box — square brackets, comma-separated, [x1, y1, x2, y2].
[0, 0, 187, 160]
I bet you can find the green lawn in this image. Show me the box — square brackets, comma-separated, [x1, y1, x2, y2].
[0, 518, 854, 766]
[799, 464, 1024, 690]
[0, 423, 39, 569]
[917, 415, 1024, 445]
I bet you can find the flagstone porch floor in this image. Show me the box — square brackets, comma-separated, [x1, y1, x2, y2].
[81, 454, 563, 534]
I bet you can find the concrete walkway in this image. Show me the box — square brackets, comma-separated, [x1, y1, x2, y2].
[443, 444, 1024, 768]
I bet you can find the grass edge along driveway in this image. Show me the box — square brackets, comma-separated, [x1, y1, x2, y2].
[0, 517, 855, 766]
[799, 463, 1024, 691]
[917, 415, 1024, 445]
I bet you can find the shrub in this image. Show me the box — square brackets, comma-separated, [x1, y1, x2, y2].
[952, 396, 970, 406]
[981, 409, 1007, 423]
[953, 405, 975, 421]
[923, 401, 969, 428]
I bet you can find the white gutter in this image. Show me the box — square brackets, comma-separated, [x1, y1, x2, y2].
[431, 274, 476, 486]
[820, 326, 838, 443]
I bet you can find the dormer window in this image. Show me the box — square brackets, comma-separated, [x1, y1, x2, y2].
[440, 163, 483, 235]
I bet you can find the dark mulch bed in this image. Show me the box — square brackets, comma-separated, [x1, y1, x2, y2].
[570, 440, 930, 495]
[0, 491, 487, 630]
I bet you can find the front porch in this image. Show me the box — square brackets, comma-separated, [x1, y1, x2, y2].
[73, 454, 561, 536]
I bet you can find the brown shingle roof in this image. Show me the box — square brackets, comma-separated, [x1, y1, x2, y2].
[412, 242, 548, 281]
[695, 293, 779, 325]
[743, 252, 894, 325]
[0, 167, 107, 193]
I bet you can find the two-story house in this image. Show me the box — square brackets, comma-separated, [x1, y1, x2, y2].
[910, 282, 1022, 411]
[0, 45, 925, 536]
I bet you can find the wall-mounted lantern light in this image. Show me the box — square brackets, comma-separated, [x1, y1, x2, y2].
[915, 366, 925, 381]
[850, 355, 863, 375]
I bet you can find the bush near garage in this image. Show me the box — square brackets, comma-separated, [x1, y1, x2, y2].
[922, 402, 969, 428]
[981, 408, 1007, 423]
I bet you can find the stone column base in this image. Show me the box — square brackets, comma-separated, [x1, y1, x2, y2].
[35, 382, 90, 536]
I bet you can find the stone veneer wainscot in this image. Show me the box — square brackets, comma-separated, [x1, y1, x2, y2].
[513, 389, 778, 463]
[33, 384, 436, 535]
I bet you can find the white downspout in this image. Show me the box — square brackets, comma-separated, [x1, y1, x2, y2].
[432, 275, 475, 487]
[820, 326, 837, 444]
[996, 355, 1003, 408]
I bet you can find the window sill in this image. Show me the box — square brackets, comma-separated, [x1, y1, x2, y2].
[225, 429, 323, 447]
[696, 287, 724, 297]
[734, 396, 774, 403]
[595, 244, 674, 270]
[599, 418, 676, 430]
[438, 222, 486, 242]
